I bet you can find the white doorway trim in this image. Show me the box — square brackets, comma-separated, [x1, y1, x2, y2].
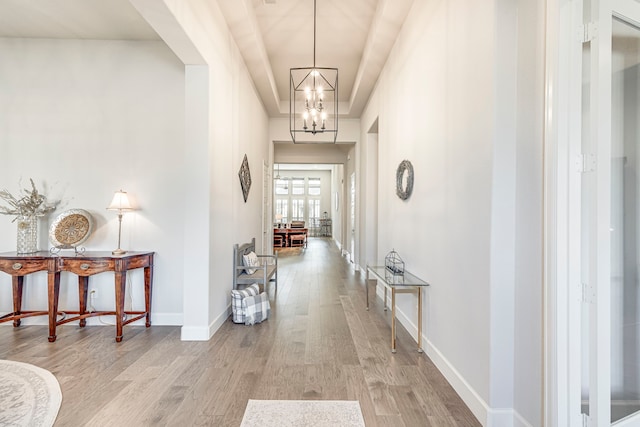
[544, 0, 585, 425]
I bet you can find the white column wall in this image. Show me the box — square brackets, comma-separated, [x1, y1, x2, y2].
[513, 0, 545, 425]
[158, 0, 270, 339]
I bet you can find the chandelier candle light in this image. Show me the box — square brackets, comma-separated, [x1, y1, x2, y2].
[289, 0, 338, 143]
[107, 190, 135, 255]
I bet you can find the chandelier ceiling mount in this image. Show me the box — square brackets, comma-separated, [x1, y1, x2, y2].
[289, 0, 338, 144]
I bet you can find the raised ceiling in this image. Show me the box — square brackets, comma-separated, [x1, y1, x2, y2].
[0, 0, 414, 118]
[217, 0, 414, 117]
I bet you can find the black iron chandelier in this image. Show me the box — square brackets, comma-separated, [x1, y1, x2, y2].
[289, 0, 338, 143]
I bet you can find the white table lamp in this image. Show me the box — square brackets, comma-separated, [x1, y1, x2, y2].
[107, 190, 135, 255]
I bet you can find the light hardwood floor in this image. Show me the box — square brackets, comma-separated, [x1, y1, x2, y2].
[0, 238, 480, 427]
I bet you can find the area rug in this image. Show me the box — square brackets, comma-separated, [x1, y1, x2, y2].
[0, 360, 62, 427]
[240, 400, 365, 427]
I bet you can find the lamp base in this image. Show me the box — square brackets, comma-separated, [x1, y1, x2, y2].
[112, 248, 127, 255]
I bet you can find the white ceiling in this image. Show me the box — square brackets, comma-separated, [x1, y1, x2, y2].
[0, 0, 160, 40]
[0, 0, 414, 118]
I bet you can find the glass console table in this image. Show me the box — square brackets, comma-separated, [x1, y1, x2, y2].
[366, 264, 430, 353]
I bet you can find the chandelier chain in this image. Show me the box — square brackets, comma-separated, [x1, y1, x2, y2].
[289, 0, 338, 143]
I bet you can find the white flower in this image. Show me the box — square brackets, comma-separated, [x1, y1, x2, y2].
[0, 179, 58, 222]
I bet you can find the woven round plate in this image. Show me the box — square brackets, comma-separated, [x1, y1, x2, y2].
[49, 209, 94, 248]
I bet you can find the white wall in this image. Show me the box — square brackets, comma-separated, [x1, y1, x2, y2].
[358, 0, 544, 425]
[0, 0, 271, 342]
[513, 0, 545, 424]
[358, 128, 378, 268]
[361, 0, 494, 418]
[345, 146, 356, 260]
[0, 38, 186, 325]
[146, 0, 270, 340]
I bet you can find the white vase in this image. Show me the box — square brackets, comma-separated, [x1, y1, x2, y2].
[16, 215, 38, 254]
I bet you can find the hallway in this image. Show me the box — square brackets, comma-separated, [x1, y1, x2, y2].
[0, 237, 479, 426]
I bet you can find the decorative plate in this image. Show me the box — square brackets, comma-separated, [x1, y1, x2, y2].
[49, 209, 94, 248]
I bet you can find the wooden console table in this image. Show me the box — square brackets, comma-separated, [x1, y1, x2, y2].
[0, 252, 54, 327]
[366, 264, 429, 353]
[0, 251, 154, 343]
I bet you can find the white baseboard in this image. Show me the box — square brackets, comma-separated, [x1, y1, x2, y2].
[152, 313, 183, 325]
[208, 304, 232, 338]
[373, 287, 532, 427]
[514, 410, 534, 427]
[180, 325, 210, 341]
[181, 304, 231, 341]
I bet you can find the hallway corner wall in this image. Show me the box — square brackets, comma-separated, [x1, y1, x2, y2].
[358, 0, 545, 425]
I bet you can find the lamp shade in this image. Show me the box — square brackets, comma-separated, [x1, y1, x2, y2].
[107, 190, 134, 212]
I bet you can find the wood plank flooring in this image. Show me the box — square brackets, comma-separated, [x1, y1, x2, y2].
[0, 237, 480, 426]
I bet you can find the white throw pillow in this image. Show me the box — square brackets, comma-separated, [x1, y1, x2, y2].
[243, 251, 260, 275]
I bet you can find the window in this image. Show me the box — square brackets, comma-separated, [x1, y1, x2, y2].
[291, 199, 305, 221]
[292, 178, 305, 195]
[275, 178, 289, 195]
[276, 199, 288, 223]
[274, 175, 324, 227]
[308, 178, 321, 196]
[308, 199, 320, 228]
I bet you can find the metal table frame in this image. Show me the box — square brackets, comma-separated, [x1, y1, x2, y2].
[366, 264, 429, 353]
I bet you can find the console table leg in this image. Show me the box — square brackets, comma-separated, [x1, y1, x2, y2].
[391, 288, 396, 353]
[115, 271, 126, 342]
[12, 276, 24, 327]
[48, 271, 60, 342]
[365, 270, 370, 310]
[418, 287, 423, 353]
[78, 276, 89, 327]
[384, 287, 388, 311]
[144, 265, 153, 327]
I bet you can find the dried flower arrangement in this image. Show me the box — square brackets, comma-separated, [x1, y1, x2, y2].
[0, 179, 58, 222]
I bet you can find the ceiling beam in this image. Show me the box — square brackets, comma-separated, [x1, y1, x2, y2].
[129, 0, 206, 65]
[348, 0, 414, 116]
[216, 0, 281, 115]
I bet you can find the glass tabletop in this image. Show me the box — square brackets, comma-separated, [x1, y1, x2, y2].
[366, 264, 430, 287]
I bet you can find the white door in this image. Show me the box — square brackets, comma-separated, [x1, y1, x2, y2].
[579, 1, 640, 425]
[263, 161, 271, 254]
[350, 172, 356, 263]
